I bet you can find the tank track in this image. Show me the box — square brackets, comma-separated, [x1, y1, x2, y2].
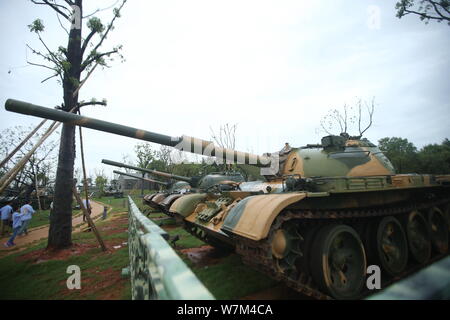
[233, 197, 450, 300]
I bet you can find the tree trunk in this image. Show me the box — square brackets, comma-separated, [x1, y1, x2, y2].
[47, 0, 83, 249]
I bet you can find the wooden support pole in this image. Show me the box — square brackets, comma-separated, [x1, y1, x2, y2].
[0, 106, 79, 194]
[72, 185, 107, 252]
[34, 165, 42, 211]
[0, 118, 47, 169]
[0, 121, 59, 194]
[77, 118, 91, 220]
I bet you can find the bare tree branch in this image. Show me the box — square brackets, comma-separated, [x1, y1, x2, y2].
[81, 49, 118, 71]
[83, 0, 120, 18]
[81, 0, 127, 69]
[78, 100, 107, 107]
[30, 0, 71, 20]
[359, 98, 375, 136]
[81, 29, 96, 56]
[41, 73, 59, 83]
[26, 59, 57, 72]
[55, 11, 69, 36]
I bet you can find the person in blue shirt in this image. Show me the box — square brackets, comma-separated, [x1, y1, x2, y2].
[4, 205, 23, 247]
[1, 202, 13, 236]
[18, 200, 35, 236]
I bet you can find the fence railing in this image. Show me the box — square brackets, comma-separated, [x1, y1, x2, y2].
[126, 196, 214, 300]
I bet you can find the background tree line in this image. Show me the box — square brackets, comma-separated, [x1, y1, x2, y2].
[378, 137, 450, 174]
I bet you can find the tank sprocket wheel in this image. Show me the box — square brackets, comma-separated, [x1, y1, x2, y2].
[271, 221, 304, 276]
[406, 211, 431, 264]
[428, 207, 449, 254]
[374, 216, 408, 277]
[310, 224, 367, 300]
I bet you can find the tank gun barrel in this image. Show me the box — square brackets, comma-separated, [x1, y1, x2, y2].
[103, 159, 192, 183]
[5, 99, 271, 167]
[113, 170, 170, 186]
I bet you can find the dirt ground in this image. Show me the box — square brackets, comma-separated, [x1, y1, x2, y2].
[0, 201, 106, 252]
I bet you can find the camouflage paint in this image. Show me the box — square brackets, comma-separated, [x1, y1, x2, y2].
[170, 193, 208, 217]
[221, 193, 306, 240]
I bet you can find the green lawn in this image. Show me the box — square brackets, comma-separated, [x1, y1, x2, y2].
[27, 209, 82, 230]
[0, 214, 131, 300]
[92, 197, 128, 214]
[184, 254, 278, 300]
[0, 197, 131, 300]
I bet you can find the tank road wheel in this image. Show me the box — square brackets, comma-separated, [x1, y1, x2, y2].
[428, 207, 449, 254]
[377, 216, 409, 276]
[406, 211, 431, 264]
[310, 224, 366, 300]
[271, 222, 304, 276]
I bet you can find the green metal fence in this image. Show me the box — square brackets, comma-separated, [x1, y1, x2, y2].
[125, 196, 214, 300]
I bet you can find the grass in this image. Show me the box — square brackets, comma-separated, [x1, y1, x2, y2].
[92, 197, 128, 214]
[25, 209, 82, 230]
[166, 227, 206, 249]
[27, 209, 51, 229]
[0, 197, 131, 300]
[0, 232, 130, 300]
[183, 254, 278, 300]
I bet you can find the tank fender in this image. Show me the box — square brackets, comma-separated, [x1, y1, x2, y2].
[221, 193, 306, 241]
[169, 193, 207, 217]
[160, 193, 184, 207]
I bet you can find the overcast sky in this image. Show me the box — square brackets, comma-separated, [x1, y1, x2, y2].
[0, 0, 449, 180]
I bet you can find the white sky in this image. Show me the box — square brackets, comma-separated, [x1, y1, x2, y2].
[0, 0, 449, 180]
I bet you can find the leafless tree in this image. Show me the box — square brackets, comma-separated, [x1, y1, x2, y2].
[0, 125, 58, 203]
[210, 123, 238, 170]
[319, 98, 375, 138]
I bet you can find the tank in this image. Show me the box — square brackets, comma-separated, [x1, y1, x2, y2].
[102, 185, 124, 198]
[5, 98, 450, 299]
[105, 160, 244, 214]
[112, 168, 181, 212]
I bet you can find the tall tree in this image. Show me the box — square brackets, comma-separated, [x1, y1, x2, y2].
[27, 0, 127, 249]
[395, 0, 450, 25]
[417, 139, 450, 174]
[378, 137, 418, 173]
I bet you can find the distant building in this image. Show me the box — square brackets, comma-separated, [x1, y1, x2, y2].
[117, 174, 155, 190]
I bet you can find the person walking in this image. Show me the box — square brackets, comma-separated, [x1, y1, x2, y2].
[18, 200, 35, 236]
[1, 202, 13, 236]
[4, 205, 23, 247]
[82, 198, 92, 222]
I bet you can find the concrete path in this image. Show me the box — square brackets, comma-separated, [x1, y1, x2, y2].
[0, 201, 106, 251]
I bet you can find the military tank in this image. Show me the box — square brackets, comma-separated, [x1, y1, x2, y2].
[104, 159, 244, 214]
[5, 99, 450, 300]
[103, 185, 124, 198]
[112, 168, 177, 212]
